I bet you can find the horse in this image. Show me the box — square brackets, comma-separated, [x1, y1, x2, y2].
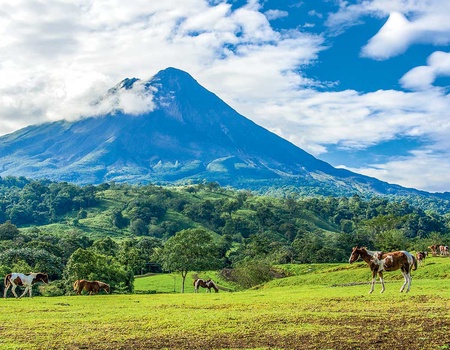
[73, 279, 110, 295]
[428, 244, 439, 256]
[193, 278, 219, 293]
[3, 272, 49, 298]
[348, 247, 417, 294]
[416, 251, 427, 266]
[439, 245, 449, 256]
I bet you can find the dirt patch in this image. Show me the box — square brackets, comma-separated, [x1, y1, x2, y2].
[62, 315, 450, 350]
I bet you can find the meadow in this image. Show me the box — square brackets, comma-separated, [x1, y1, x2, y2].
[1, 257, 450, 350]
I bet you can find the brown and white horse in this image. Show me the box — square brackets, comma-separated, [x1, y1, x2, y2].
[439, 245, 449, 256]
[3, 272, 49, 298]
[348, 247, 417, 294]
[73, 279, 110, 295]
[428, 244, 439, 256]
[193, 278, 219, 293]
[416, 251, 427, 266]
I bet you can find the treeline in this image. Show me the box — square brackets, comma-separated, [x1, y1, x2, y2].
[0, 176, 449, 293]
[0, 176, 99, 225]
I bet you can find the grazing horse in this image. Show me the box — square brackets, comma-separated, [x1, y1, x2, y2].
[193, 278, 219, 293]
[416, 251, 427, 266]
[428, 244, 439, 256]
[348, 247, 417, 294]
[73, 279, 110, 295]
[3, 272, 49, 298]
[439, 245, 449, 256]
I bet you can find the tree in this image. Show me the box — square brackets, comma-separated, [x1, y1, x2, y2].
[0, 220, 20, 240]
[64, 248, 134, 293]
[154, 228, 221, 293]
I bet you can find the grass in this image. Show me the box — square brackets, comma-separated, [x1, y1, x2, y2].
[1, 257, 450, 349]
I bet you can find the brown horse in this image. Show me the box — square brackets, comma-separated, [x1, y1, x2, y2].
[193, 278, 219, 293]
[348, 247, 417, 294]
[73, 279, 110, 295]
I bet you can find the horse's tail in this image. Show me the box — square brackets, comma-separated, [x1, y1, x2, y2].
[412, 255, 418, 271]
[73, 280, 79, 291]
[4, 273, 11, 288]
[193, 279, 198, 287]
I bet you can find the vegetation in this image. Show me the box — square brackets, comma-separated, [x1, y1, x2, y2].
[153, 228, 221, 292]
[0, 175, 450, 294]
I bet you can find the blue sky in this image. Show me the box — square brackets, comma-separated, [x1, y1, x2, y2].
[1, 0, 450, 192]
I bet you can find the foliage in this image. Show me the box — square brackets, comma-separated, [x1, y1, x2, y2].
[0, 247, 63, 279]
[154, 228, 221, 292]
[1, 176, 450, 296]
[230, 259, 273, 288]
[63, 248, 134, 293]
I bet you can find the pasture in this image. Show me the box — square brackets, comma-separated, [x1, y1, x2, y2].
[1, 257, 450, 349]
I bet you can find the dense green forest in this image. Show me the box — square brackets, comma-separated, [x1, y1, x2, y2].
[0, 176, 449, 294]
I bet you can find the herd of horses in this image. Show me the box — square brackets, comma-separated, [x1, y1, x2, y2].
[2, 244, 449, 298]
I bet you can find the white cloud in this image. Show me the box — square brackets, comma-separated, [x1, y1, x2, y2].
[264, 9, 289, 21]
[340, 149, 450, 193]
[361, 12, 414, 60]
[327, 0, 450, 59]
[401, 51, 450, 90]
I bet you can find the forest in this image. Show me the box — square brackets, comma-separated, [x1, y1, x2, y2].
[0, 175, 449, 294]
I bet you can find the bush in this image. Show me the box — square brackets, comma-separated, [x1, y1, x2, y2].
[231, 259, 273, 288]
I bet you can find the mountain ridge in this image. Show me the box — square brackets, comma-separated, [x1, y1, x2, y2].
[0, 67, 447, 199]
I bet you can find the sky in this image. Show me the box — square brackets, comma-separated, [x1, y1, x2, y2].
[1, 0, 450, 193]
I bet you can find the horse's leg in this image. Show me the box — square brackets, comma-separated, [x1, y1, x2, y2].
[369, 269, 376, 294]
[19, 286, 29, 299]
[404, 265, 412, 293]
[405, 272, 412, 292]
[3, 283, 10, 298]
[11, 285, 19, 298]
[378, 271, 385, 293]
[399, 268, 408, 292]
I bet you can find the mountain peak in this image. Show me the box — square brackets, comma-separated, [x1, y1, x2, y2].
[149, 67, 201, 94]
[0, 67, 437, 200]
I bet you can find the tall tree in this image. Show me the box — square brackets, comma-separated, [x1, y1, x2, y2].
[154, 228, 221, 293]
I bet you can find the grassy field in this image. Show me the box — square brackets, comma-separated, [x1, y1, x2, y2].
[1, 257, 450, 349]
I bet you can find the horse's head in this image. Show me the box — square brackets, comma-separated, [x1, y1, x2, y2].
[348, 247, 364, 264]
[36, 273, 49, 284]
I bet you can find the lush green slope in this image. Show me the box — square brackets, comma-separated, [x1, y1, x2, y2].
[134, 255, 450, 294]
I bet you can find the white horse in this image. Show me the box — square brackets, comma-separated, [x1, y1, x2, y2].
[3, 272, 49, 298]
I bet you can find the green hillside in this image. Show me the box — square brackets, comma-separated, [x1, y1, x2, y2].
[134, 255, 450, 294]
[1, 176, 450, 299]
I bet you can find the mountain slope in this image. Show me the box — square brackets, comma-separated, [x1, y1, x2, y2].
[0, 67, 445, 198]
